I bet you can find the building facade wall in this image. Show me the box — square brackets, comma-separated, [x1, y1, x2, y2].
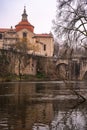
[33, 36, 54, 57]
[17, 28, 34, 43]
[0, 30, 54, 57]
[0, 7, 54, 76]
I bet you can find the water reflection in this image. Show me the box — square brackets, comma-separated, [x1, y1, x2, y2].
[0, 82, 87, 130]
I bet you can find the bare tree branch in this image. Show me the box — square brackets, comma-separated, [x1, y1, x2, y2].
[53, 0, 87, 46]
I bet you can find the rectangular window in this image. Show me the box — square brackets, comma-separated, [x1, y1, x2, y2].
[0, 34, 2, 39]
[44, 44, 46, 51]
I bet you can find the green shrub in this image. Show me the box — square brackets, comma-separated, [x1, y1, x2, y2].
[36, 72, 46, 79]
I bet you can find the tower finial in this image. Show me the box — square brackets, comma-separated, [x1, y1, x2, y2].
[24, 5, 26, 10]
[22, 6, 28, 21]
[24, 5, 26, 14]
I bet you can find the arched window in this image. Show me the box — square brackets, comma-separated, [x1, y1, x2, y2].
[23, 32, 27, 38]
[0, 34, 2, 39]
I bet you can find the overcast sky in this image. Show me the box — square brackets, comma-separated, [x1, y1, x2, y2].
[0, 0, 56, 34]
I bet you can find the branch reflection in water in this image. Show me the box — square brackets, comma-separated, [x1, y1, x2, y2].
[0, 81, 86, 130]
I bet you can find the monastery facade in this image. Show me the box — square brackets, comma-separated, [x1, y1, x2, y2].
[0, 7, 54, 57]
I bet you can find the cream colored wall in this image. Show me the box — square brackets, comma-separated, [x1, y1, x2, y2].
[0, 31, 17, 49]
[17, 29, 54, 56]
[17, 29, 54, 57]
[0, 40, 3, 48]
[17, 28, 34, 44]
[0, 29, 54, 57]
[34, 37, 54, 57]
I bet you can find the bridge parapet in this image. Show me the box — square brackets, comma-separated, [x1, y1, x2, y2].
[56, 59, 69, 66]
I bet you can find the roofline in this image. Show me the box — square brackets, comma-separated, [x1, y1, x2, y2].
[0, 28, 16, 33]
[32, 34, 53, 38]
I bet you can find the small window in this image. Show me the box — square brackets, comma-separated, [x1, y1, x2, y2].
[23, 32, 27, 38]
[43, 44, 46, 51]
[0, 34, 2, 39]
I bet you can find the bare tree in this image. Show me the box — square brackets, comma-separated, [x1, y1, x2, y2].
[53, 0, 87, 102]
[14, 38, 29, 80]
[53, 0, 87, 48]
[54, 40, 59, 57]
[14, 38, 39, 80]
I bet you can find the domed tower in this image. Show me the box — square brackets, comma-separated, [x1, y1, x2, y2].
[15, 6, 34, 32]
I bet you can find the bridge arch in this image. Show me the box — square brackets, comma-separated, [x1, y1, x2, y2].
[82, 71, 87, 80]
[56, 59, 69, 66]
[80, 60, 87, 80]
[55, 58, 87, 80]
[56, 63, 68, 79]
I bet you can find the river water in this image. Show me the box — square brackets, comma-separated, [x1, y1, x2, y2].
[0, 81, 87, 130]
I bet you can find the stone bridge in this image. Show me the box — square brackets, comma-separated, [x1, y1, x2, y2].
[55, 57, 87, 80]
[80, 58, 87, 79]
[56, 59, 69, 66]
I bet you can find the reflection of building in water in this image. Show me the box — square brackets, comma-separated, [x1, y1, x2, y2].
[10, 102, 53, 130]
[0, 83, 86, 130]
[0, 87, 87, 130]
[15, 83, 54, 129]
[25, 103, 53, 130]
[0, 83, 54, 130]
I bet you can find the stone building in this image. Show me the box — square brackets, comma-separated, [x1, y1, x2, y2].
[0, 6, 54, 57]
[0, 7, 54, 76]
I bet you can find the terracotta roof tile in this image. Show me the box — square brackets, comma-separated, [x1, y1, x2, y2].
[0, 28, 16, 33]
[15, 20, 34, 32]
[0, 28, 10, 32]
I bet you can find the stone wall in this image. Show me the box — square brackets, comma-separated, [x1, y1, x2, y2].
[0, 50, 37, 76]
[2, 49, 87, 81]
[36, 56, 57, 80]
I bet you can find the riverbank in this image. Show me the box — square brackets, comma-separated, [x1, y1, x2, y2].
[0, 73, 85, 82]
[0, 75, 85, 82]
[0, 74, 59, 82]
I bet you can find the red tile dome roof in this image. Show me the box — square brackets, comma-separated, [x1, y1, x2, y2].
[15, 6, 34, 32]
[15, 20, 34, 32]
